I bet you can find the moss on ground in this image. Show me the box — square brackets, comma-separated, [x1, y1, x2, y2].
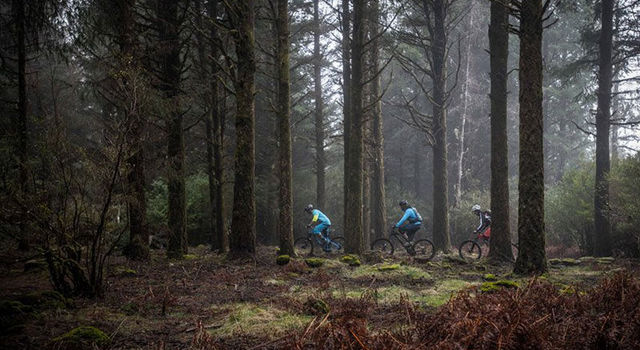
[340, 254, 361, 266]
[51, 326, 110, 349]
[483, 273, 498, 281]
[305, 258, 325, 268]
[346, 264, 431, 281]
[276, 255, 291, 265]
[211, 303, 312, 338]
[480, 280, 519, 293]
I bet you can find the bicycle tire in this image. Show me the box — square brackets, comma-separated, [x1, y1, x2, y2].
[294, 237, 314, 256]
[412, 239, 435, 260]
[331, 236, 345, 253]
[459, 240, 482, 260]
[371, 238, 394, 256]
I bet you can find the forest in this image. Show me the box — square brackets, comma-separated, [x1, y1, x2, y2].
[1, 0, 640, 348]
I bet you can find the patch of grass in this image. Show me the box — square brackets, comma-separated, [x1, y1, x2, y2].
[346, 264, 431, 281]
[211, 303, 312, 338]
[51, 326, 110, 348]
[418, 279, 477, 307]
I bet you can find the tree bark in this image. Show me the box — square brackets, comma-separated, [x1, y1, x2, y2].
[594, 0, 613, 257]
[345, 0, 364, 254]
[514, 0, 547, 275]
[119, 0, 149, 261]
[276, 0, 294, 256]
[431, 0, 450, 253]
[488, 0, 512, 263]
[13, 0, 29, 251]
[158, 0, 186, 259]
[313, 0, 326, 210]
[229, 0, 257, 257]
[369, 0, 387, 241]
[342, 0, 352, 224]
[455, 4, 473, 208]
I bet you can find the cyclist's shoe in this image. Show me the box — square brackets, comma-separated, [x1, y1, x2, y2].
[403, 241, 412, 249]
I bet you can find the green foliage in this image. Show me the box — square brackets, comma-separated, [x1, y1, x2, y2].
[545, 162, 595, 251]
[483, 273, 497, 281]
[147, 173, 213, 245]
[276, 255, 291, 265]
[0, 300, 32, 332]
[51, 326, 110, 348]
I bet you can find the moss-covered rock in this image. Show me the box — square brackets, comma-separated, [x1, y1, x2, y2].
[479, 280, 518, 293]
[305, 258, 325, 268]
[377, 263, 400, 271]
[17, 290, 68, 310]
[276, 255, 291, 266]
[184, 254, 198, 260]
[340, 254, 361, 266]
[483, 273, 498, 281]
[0, 300, 32, 332]
[52, 326, 110, 349]
[303, 297, 329, 315]
[24, 259, 47, 272]
[112, 265, 137, 277]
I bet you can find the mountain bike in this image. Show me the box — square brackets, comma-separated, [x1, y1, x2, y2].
[458, 230, 518, 261]
[370, 229, 435, 260]
[294, 227, 344, 257]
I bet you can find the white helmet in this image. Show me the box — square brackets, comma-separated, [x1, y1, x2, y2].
[472, 204, 481, 212]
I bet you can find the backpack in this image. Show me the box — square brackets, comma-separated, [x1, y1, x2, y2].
[410, 207, 423, 223]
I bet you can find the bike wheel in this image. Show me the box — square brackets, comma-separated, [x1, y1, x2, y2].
[459, 240, 482, 260]
[371, 238, 394, 256]
[412, 239, 435, 260]
[294, 237, 314, 257]
[331, 236, 345, 253]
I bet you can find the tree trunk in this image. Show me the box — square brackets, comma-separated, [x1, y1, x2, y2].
[345, 0, 364, 254]
[13, 0, 29, 251]
[119, 0, 149, 261]
[313, 0, 326, 210]
[454, 4, 473, 208]
[229, 0, 257, 257]
[594, 0, 613, 257]
[369, 0, 387, 241]
[514, 0, 547, 275]
[342, 0, 352, 226]
[158, 0, 186, 259]
[276, 0, 294, 256]
[431, 0, 450, 253]
[487, 0, 512, 263]
[209, 0, 227, 252]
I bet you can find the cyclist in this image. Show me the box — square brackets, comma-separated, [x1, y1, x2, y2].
[472, 204, 491, 239]
[304, 204, 332, 251]
[393, 200, 422, 245]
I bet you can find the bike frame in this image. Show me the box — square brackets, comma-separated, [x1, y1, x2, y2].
[307, 228, 341, 251]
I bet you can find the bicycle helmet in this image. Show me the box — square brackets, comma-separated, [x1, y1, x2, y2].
[304, 204, 314, 213]
[399, 200, 409, 209]
[472, 204, 481, 212]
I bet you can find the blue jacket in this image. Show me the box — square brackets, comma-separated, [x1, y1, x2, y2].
[395, 208, 421, 228]
[311, 209, 331, 226]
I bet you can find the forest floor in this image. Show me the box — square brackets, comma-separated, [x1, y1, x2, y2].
[1, 245, 639, 349]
